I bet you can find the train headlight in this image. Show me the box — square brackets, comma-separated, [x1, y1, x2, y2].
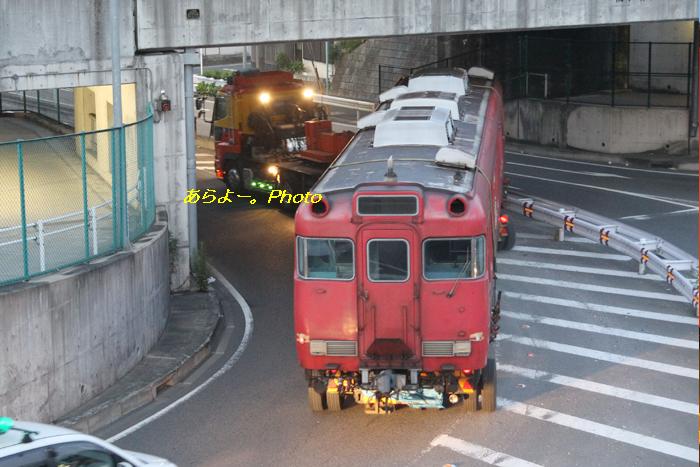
[258, 91, 271, 104]
[302, 87, 314, 99]
[267, 165, 279, 177]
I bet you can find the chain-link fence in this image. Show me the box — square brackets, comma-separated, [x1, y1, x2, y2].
[0, 89, 75, 127]
[0, 112, 155, 286]
[378, 37, 694, 108]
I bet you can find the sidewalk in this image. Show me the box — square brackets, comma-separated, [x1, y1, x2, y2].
[56, 290, 222, 434]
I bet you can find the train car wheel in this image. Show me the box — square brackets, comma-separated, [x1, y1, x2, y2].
[308, 387, 326, 412]
[326, 390, 342, 412]
[481, 355, 497, 412]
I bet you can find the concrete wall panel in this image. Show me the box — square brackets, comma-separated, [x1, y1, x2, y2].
[0, 218, 169, 422]
[135, 0, 697, 50]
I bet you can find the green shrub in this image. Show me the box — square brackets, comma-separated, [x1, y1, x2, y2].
[196, 82, 221, 97]
[276, 52, 305, 74]
[192, 243, 210, 292]
[202, 69, 234, 80]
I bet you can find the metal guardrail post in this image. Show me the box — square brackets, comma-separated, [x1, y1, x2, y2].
[22, 91, 26, 112]
[647, 42, 652, 108]
[17, 141, 29, 279]
[378, 65, 382, 94]
[81, 133, 90, 258]
[36, 90, 40, 115]
[0, 93, 3, 113]
[56, 89, 61, 124]
[686, 43, 692, 109]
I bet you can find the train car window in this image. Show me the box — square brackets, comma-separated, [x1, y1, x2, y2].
[297, 237, 354, 280]
[367, 239, 409, 282]
[423, 237, 485, 280]
[357, 196, 418, 216]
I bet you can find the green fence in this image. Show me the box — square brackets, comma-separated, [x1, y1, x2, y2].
[0, 112, 155, 286]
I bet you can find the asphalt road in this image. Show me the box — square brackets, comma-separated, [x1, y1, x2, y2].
[100, 148, 698, 467]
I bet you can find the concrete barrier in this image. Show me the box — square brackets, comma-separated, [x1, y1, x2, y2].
[0, 212, 170, 423]
[505, 98, 689, 155]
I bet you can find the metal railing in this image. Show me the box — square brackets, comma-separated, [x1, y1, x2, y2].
[504, 190, 699, 315]
[0, 89, 75, 127]
[313, 94, 375, 122]
[0, 112, 155, 286]
[378, 38, 694, 108]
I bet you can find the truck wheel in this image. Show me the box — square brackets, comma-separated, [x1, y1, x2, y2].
[464, 392, 479, 412]
[278, 176, 299, 213]
[481, 356, 497, 412]
[226, 166, 243, 192]
[308, 387, 326, 412]
[326, 390, 342, 412]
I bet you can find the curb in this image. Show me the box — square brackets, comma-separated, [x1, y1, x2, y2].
[55, 290, 223, 434]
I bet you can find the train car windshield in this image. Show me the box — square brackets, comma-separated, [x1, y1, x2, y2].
[297, 237, 354, 280]
[423, 237, 484, 280]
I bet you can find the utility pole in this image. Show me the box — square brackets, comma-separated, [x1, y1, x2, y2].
[324, 41, 330, 92]
[184, 49, 198, 264]
[110, 0, 129, 249]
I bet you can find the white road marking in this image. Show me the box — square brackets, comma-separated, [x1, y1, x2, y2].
[498, 364, 698, 415]
[501, 310, 698, 349]
[620, 207, 699, 220]
[430, 435, 543, 467]
[506, 161, 630, 179]
[505, 150, 697, 177]
[498, 334, 698, 379]
[498, 273, 686, 302]
[511, 245, 630, 261]
[497, 258, 663, 281]
[497, 398, 699, 462]
[107, 265, 254, 442]
[505, 171, 698, 209]
[516, 232, 594, 243]
[503, 292, 697, 325]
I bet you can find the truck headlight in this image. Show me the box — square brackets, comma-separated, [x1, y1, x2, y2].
[259, 91, 271, 104]
[302, 87, 314, 99]
[267, 165, 279, 177]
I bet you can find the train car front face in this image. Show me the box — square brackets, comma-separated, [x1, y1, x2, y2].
[294, 187, 493, 411]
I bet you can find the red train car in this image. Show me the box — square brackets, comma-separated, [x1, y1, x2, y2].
[294, 68, 509, 413]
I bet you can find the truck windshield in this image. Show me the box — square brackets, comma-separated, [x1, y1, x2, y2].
[297, 237, 354, 280]
[423, 237, 484, 280]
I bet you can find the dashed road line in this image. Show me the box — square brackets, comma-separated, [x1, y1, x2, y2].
[498, 274, 687, 302]
[511, 246, 631, 261]
[497, 398, 699, 462]
[499, 364, 698, 415]
[502, 310, 698, 349]
[506, 161, 631, 179]
[430, 435, 543, 467]
[502, 292, 697, 325]
[505, 171, 698, 209]
[498, 334, 698, 379]
[497, 258, 663, 281]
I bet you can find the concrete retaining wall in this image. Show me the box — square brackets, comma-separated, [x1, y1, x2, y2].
[0, 214, 170, 423]
[505, 98, 690, 155]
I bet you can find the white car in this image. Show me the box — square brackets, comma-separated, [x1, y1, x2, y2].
[0, 418, 176, 467]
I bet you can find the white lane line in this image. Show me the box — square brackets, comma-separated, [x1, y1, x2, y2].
[498, 334, 698, 379]
[497, 398, 699, 462]
[107, 265, 254, 442]
[505, 171, 698, 209]
[516, 232, 594, 243]
[506, 161, 630, 179]
[498, 273, 687, 303]
[503, 292, 697, 325]
[499, 364, 698, 415]
[505, 150, 697, 177]
[497, 258, 663, 281]
[501, 310, 698, 349]
[430, 435, 542, 467]
[511, 246, 630, 261]
[620, 207, 699, 220]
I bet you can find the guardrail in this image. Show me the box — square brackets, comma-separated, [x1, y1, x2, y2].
[313, 94, 375, 121]
[504, 190, 699, 316]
